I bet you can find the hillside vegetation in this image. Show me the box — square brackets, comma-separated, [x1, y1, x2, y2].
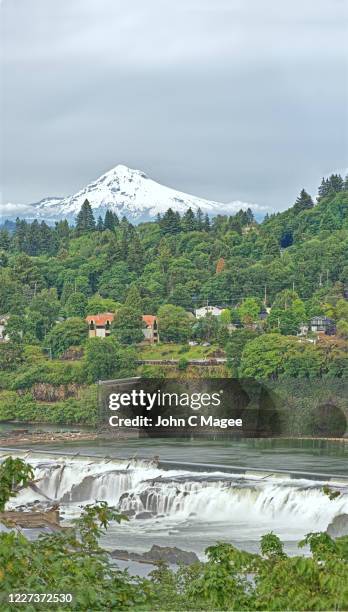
[0, 174, 347, 424]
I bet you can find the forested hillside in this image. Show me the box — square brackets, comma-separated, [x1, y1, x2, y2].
[0, 174, 347, 424]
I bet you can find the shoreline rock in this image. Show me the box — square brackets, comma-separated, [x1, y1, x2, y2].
[326, 514, 348, 538]
[110, 544, 199, 566]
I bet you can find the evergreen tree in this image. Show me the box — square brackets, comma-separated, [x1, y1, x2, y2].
[293, 189, 314, 214]
[182, 207, 196, 232]
[14, 218, 28, 252]
[40, 221, 56, 255]
[104, 210, 119, 231]
[105, 235, 123, 262]
[96, 216, 104, 231]
[127, 234, 144, 273]
[318, 174, 344, 199]
[160, 208, 181, 235]
[196, 208, 204, 231]
[246, 208, 255, 224]
[125, 284, 142, 312]
[318, 177, 331, 199]
[329, 173, 343, 193]
[0, 229, 10, 251]
[75, 199, 96, 235]
[203, 214, 211, 232]
[120, 230, 128, 259]
[343, 174, 348, 191]
[55, 220, 70, 240]
[111, 306, 144, 345]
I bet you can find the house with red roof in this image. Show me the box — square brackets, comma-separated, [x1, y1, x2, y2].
[86, 313, 115, 338]
[142, 314, 159, 344]
[86, 312, 159, 343]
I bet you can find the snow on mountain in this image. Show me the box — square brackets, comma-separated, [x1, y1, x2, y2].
[2, 165, 264, 223]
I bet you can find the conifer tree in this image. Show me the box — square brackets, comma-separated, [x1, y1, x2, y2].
[55, 220, 70, 240]
[160, 208, 181, 235]
[104, 210, 119, 231]
[293, 189, 314, 214]
[127, 234, 144, 273]
[75, 199, 96, 235]
[14, 218, 28, 252]
[182, 207, 196, 232]
[125, 284, 143, 312]
[120, 230, 128, 259]
[96, 216, 104, 231]
[329, 173, 343, 193]
[203, 213, 210, 232]
[196, 207, 204, 231]
[0, 229, 10, 251]
[318, 178, 331, 199]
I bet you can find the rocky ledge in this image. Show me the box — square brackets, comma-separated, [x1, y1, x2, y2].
[110, 544, 199, 566]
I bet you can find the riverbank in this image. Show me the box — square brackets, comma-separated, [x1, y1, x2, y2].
[0, 428, 102, 446]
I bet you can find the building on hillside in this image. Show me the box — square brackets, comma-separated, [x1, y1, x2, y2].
[0, 315, 10, 342]
[142, 315, 159, 343]
[86, 313, 115, 338]
[195, 306, 223, 319]
[85, 312, 159, 343]
[310, 316, 336, 336]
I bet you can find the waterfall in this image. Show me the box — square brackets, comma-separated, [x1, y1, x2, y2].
[6, 454, 348, 533]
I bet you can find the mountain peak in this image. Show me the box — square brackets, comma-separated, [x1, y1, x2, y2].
[2, 165, 265, 223]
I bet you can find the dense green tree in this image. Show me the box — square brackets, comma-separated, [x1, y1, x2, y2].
[337, 319, 348, 339]
[0, 272, 25, 314]
[11, 253, 44, 293]
[182, 207, 196, 232]
[124, 284, 143, 312]
[0, 229, 11, 251]
[225, 329, 259, 373]
[0, 341, 24, 371]
[86, 294, 119, 315]
[84, 336, 135, 381]
[30, 288, 61, 338]
[64, 291, 88, 318]
[160, 208, 181, 235]
[104, 209, 119, 230]
[239, 333, 293, 379]
[293, 189, 314, 214]
[267, 303, 305, 335]
[158, 304, 192, 342]
[96, 215, 104, 231]
[45, 318, 88, 356]
[127, 234, 144, 273]
[4, 314, 25, 343]
[237, 298, 261, 327]
[75, 199, 96, 234]
[192, 313, 219, 341]
[111, 306, 144, 344]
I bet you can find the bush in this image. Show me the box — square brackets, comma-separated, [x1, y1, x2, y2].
[1, 386, 98, 425]
[0, 391, 17, 420]
[178, 357, 189, 371]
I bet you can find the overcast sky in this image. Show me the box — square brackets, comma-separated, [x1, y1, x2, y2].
[1, 0, 347, 213]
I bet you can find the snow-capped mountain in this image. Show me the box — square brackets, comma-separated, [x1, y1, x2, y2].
[2, 165, 264, 223]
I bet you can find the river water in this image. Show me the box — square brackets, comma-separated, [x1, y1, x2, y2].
[2, 438, 348, 560]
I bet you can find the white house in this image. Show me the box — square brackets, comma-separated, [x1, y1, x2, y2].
[195, 306, 223, 319]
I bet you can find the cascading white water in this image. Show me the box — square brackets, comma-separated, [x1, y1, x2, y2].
[6, 455, 348, 534]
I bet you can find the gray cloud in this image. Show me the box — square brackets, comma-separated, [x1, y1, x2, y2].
[1, 0, 347, 214]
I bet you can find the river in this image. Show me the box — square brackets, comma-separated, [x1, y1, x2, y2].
[1, 438, 348, 561]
